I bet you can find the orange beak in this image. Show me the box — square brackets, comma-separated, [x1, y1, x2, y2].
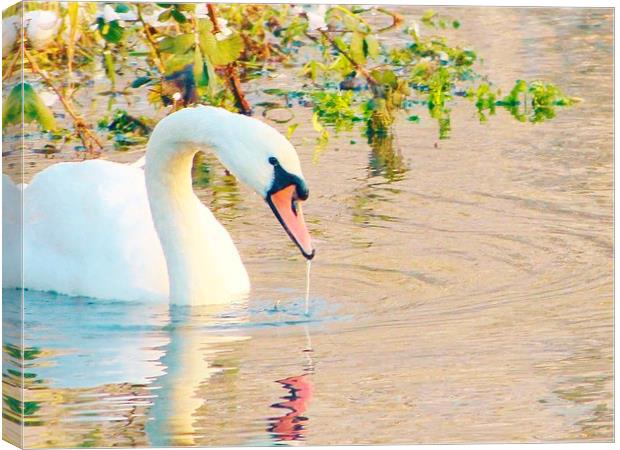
[267, 185, 315, 259]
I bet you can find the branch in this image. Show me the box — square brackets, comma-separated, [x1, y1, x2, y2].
[207, 4, 221, 33]
[225, 64, 252, 115]
[24, 48, 103, 154]
[376, 8, 404, 33]
[318, 29, 378, 87]
[2, 47, 21, 81]
[206, 3, 252, 115]
[137, 4, 165, 73]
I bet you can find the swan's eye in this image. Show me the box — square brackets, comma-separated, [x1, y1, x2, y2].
[268, 156, 279, 166]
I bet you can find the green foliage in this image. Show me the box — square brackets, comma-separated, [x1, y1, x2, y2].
[96, 17, 124, 44]
[3, 83, 56, 131]
[497, 79, 579, 123]
[3, 396, 41, 416]
[421, 10, 462, 30]
[14, 3, 578, 155]
[100, 109, 151, 149]
[312, 91, 361, 132]
[474, 83, 497, 122]
[145, 11, 246, 103]
[3, 343, 42, 361]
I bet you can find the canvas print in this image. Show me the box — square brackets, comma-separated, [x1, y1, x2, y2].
[1, 1, 613, 447]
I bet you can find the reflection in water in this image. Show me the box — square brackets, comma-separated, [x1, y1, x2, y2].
[367, 133, 407, 181]
[267, 324, 315, 443]
[192, 153, 244, 220]
[268, 375, 313, 442]
[1, 6, 613, 446]
[145, 304, 248, 447]
[2, 289, 251, 448]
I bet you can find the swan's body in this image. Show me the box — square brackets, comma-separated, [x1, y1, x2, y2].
[3, 106, 313, 305]
[3, 160, 247, 302]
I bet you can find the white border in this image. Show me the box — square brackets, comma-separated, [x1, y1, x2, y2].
[0, 1, 616, 449]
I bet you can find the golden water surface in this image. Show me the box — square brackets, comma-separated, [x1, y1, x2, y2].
[2, 6, 613, 446]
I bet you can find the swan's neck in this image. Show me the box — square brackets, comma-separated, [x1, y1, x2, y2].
[143, 107, 254, 304]
[145, 140, 205, 304]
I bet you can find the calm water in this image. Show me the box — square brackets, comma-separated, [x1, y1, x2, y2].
[2, 7, 613, 446]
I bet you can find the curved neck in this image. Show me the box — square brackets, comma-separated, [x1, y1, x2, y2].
[145, 139, 203, 304]
[144, 108, 249, 305]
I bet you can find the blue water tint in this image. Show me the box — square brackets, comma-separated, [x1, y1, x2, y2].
[2, 288, 348, 390]
[208, 296, 349, 330]
[4, 288, 170, 388]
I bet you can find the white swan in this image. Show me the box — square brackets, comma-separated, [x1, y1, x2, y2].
[2, 106, 314, 305]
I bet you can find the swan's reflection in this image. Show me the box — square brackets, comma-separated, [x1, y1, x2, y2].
[2, 289, 250, 447]
[145, 303, 249, 447]
[267, 324, 315, 444]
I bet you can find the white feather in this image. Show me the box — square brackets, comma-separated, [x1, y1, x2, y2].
[4, 106, 308, 305]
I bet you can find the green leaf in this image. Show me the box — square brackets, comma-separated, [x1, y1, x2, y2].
[97, 18, 123, 44]
[170, 8, 187, 23]
[263, 88, 287, 96]
[286, 123, 298, 139]
[211, 34, 244, 66]
[131, 76, 153, 88]
[103, 51, 116, 85]
[197, 18, 214, 34]
[197, 19, 243, 66]
[3, 83, 57, 131]
[115, 4, 130, 13]
[407, 115, 420, 123]
[164, 52, 194, 74]
[176, 3, 195, 12]
[421, 10, 436, 28]
[198, 19, 217, 54]
[302, 60, 326, 81]
[371, 69, 398, 88]
[158, 9, 172, 22]
[204, 56, 218, 96]
[312, 111, 329, 138]
[365, 35, 380, 60]
[350, 31, 366, 65]
[193, 48, 209, 88]
[158, 33, 194, 54]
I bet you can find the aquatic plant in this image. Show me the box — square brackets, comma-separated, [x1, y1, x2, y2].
[3, 3, 578, 154]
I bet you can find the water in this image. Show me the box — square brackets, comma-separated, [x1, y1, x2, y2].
[304, 261, 311, 316]
[2, 7, 613, 446]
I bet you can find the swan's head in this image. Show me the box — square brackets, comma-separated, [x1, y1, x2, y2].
[196, 107, 315, 259]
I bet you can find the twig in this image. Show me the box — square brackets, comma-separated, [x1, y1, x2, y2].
[318, 29, 378, 87]
[207, 4, 221, 33]
[376, 8, 404, 33]
[2, 48, 21, 81]
[24, 48, 103, 154]
[137, 4, 165, 73]
[206, 3, 252, 115]
[225, 64, 252, 115]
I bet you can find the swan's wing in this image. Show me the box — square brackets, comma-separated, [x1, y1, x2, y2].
[3, 174, 22, 287]
[23, 160, 168, 301]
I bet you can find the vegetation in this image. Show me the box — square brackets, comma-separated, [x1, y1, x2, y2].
[3, 2, 578, 157]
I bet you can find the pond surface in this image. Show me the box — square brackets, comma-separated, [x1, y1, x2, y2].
[2, 6, 613, 446]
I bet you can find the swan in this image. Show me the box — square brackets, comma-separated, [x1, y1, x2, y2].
[2, 106, 314, 305]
